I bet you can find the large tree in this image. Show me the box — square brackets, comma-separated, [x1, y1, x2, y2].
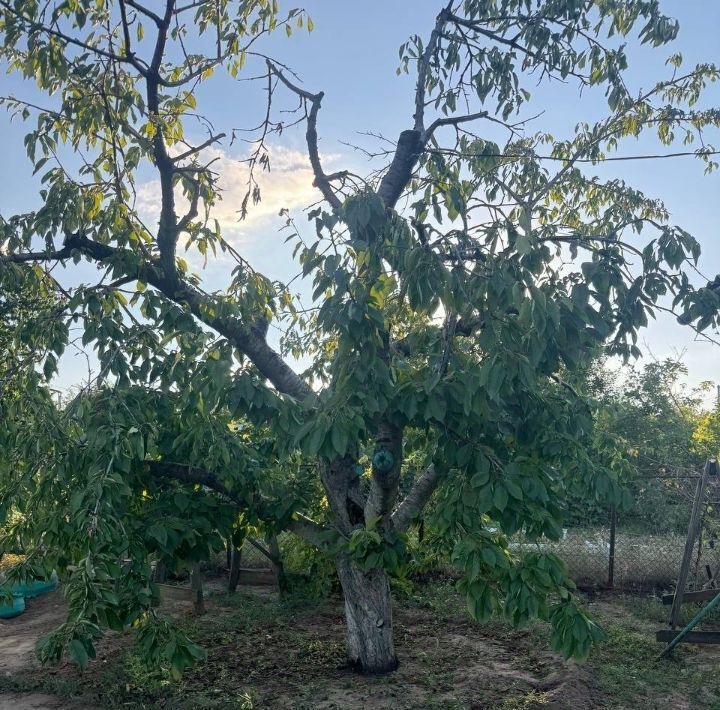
[2, 0, 720, 674]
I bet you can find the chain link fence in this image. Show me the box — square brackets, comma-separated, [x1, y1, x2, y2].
[514, 524, 690, 590]
[208, 467, 720, 593]
[531, 467, 720, 591]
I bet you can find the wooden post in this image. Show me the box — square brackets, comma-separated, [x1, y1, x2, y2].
[669, 460, 716, 628]
[607, 507, 617, 589]
[190, 564, 205, 615]
[228, 546, 242, 592]
[152, 561, 167, 584]
[661, 588, 720, 657]
[267, 534, 283, 588]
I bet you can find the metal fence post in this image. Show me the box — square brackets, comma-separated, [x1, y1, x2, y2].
[608, 506, 617, 589]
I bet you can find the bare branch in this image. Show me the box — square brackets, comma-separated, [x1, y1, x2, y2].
[124, 0, 164, 27]
[267, 60, 343, 210]
[422, 110, 489, 142]
[414, 4, 453, 133]
[172, 132, 226, 163]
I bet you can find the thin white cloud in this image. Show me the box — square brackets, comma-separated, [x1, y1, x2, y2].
[136, 144, 335, 241]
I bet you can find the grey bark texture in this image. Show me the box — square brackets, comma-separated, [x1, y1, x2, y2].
[336, 556, 398, 673]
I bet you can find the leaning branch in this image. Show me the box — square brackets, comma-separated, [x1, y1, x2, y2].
[172, 132, 226, 163]
[3, 233, 314, 400]
[422, 111, 489, 142]
[391, 464, 441, 532]
[0, 1, 149, 74]
[286, 514, 332, 549]
[148, 460, 239, 501]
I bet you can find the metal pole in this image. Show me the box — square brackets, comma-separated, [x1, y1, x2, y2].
[660, 588, 720, 658]
[608, 506, 617, 589]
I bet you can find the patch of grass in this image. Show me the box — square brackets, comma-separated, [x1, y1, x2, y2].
[586, 603, 720, 709]
[613, 592, 720, 628]
[501, 689, 552, 708]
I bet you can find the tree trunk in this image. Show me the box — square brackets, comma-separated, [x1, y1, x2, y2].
[336, 556, 398, 674]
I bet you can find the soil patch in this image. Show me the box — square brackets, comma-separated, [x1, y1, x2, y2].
[171, 597, 598, 709]
[0, 693, 87, 710]
[0, 592, 65, 674]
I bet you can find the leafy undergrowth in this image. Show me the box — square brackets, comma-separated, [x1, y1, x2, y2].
[2, 583, 720, 708]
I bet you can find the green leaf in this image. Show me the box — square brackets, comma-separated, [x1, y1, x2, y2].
[69, 639, 89, 669]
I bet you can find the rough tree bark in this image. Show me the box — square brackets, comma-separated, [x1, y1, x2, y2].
[335, 555, 398, 673]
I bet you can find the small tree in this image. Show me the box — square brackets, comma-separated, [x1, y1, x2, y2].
[2, 0, 720, 674]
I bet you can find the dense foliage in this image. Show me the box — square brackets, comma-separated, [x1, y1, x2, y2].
[1, 0, 719, 674]
[567, 358, 720, 533]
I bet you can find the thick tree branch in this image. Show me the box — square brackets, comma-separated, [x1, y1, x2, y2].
[148, 460, 329, 549]
[148, 460, 238, 500]
[369, 5, 454, 210]
[2, 232, 313, 400]
[286, 514, 332, 549]
[391, 465, 440, 532]
[414, 4, 452, 133]
[0, 246, 74, 263]
[365, 422, 403, 527]
[145, 0, 180, 280]
[377, 129, 424, 208]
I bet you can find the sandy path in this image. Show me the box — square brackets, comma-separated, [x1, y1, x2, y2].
[0, 592, 94, 709]
[0, 591, 66, 674]
[0, 693, 76, 710]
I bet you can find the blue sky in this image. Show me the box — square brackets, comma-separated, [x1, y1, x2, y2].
[1, 1, 719, 393]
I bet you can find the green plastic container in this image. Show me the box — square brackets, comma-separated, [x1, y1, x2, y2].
[0, 571, 59, 599]
[0, 594, 25, 619]
[20, 571, 59, 598]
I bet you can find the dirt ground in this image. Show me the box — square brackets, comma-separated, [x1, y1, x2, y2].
[1, 584, 719, 709]
[0, 587, 598, 709]
[1, 592, 65, 674]
[0, 593, 94, 709]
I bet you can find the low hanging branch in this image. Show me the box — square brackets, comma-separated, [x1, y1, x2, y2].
[147, 460, 329, 549]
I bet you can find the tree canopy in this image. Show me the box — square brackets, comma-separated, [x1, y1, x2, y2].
[1, 0, 719, 675]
